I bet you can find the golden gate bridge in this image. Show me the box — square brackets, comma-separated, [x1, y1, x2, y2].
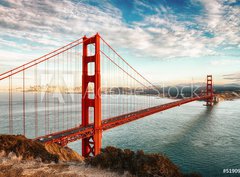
[0, 33, 214, 157]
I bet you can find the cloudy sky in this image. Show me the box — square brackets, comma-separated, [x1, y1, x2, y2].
[0, 0, 239, 84]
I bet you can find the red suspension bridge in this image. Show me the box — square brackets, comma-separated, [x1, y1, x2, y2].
[0, 33, 214, 157]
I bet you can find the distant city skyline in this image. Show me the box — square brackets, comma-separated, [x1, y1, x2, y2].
[0, 0, 239, 84]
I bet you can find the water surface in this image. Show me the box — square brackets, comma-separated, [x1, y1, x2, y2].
[70, 99, 240, 177]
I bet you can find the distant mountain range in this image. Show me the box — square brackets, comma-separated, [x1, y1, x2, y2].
[155, 83, 240, 90]
[145, 83, 240, 98]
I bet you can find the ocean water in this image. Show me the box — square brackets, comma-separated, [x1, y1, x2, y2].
[0, 93, 240, 177]
[70, 99, 240, 177]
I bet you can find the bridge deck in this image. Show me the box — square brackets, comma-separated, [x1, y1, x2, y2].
[35, 95, 211, 145]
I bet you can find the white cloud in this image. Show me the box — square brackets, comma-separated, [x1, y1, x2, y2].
[193, 0, 240, 46]
[0, 0, 239, 68]
[223, 72, 240, 82]
[0, 49, 37, 73]
[211, 59, 240, 66]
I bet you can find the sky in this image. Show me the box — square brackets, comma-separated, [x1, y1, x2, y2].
[0, 0, 240, 85]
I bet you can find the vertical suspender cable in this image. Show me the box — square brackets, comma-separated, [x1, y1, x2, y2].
[8, 75, 13, 134]
[22, 68, 26, 135]
[62, 52, 65, 130]
[70, 47, 72, 127]
[67, 47, 69, 129]
[44, 60, 47, 135]
[57, 53, 60, 131]
[53, 56, 56, 132]
[34, 65, 38, 137]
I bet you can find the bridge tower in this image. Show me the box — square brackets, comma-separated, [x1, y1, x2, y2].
[82, 33, 102, 157]
[206, 75, 213, 106]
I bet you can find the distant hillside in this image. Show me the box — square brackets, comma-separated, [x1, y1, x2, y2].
[214, 84, 240, 92]
[143, 83, 240, 98]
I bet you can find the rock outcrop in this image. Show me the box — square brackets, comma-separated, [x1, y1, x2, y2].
[0, 135, 201, 177]
[86, 146, 201, 177]
[44, 142, 84, 162]
[0, 135, 83, 163]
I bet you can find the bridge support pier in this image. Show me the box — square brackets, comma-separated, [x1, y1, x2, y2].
[82, 33, 102, 157]
[206, 75, 213, 106]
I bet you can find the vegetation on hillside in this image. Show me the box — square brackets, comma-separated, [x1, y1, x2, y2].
[86, 146, 202, 177]
[0, 135, 201, 177]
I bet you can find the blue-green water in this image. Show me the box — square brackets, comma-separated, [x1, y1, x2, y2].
[0, 93, 239, 177]
[70, 99, 240, 177]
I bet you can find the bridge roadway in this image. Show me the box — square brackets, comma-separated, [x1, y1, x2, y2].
[35, 95, 211, 146]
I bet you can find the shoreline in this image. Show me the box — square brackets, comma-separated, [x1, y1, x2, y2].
[215, 92, 240, 101]
[0, 135, 202, 177]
